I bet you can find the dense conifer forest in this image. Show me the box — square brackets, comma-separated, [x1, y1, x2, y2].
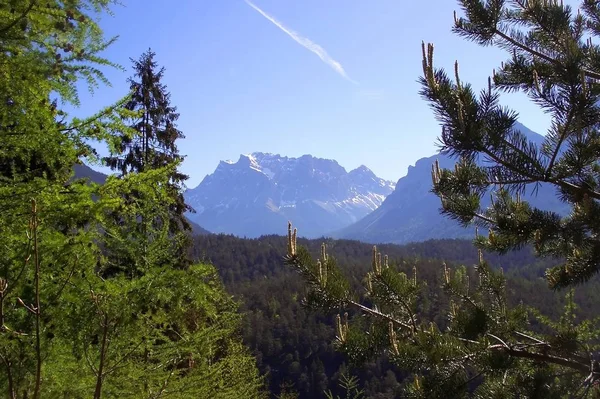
[191, 234, 600, 398]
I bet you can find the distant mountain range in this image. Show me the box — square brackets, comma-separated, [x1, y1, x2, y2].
[334, 122, 570, 244]
[74, 122, 570, 245]
[183, 153, 395, 238]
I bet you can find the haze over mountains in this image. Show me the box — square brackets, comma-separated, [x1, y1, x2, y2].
[75, 122, 569, 244]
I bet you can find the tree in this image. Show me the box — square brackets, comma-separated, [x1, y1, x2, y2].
[0, 2, 265, 397]
[105, 48, 192, 234]
[422, 0, 600, 291]
[284, 1, 600, 397]
[0, 1, 128, 397]
[0, 0, 121, 184]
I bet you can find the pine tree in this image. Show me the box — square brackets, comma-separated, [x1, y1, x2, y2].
[422, 0, 600, 291]
[284, 1, 600, 397]
[105, 48, 193, 234]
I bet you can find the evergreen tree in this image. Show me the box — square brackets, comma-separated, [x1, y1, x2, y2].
[105, 48, 192, 234]
[284, 1, 600, 397]
[422, 0, 600, 290]
[0, 2, 265, 397]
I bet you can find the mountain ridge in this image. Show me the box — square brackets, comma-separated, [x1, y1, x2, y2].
[184, 152, 395, 238]
[333, 122, 570, 244]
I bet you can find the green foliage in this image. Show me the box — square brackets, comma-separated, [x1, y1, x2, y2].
[104, 48, 193, 236]
[0, 1, 265, 397]
[191, 233, 600, 398]
[420, 0, 600, 290]
[284, 225, 600, 397]
[280, 1, 600, 396]
[325, 373, 364, 399]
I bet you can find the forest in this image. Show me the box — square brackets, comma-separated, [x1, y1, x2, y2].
[3, 0, 600, 398]
[191, 234, 600, 398]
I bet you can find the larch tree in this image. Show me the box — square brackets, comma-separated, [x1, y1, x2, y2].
[284, 1, 600, 397]
[0, 1, 265, 398]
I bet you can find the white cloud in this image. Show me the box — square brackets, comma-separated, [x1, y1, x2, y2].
[244, 0, 357, 85]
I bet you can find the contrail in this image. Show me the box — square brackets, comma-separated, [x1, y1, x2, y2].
[244, 0, 358, 85]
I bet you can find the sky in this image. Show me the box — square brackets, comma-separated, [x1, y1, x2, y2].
[72, 0, 558, 188]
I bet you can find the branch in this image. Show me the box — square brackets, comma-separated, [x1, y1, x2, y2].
[83, 345, 98, 375]
[0, 0, 36, 36]
[485, 178, 537, 186]
[59, 102, 122, 134]
[546, 107, 576, 177]
[490, 344, 590, 373]
[487, 333, 510, 349]
[31, 199, 42, 399]
[16, 297, 36, 314]
[348, 299, 414, 332]
[514, 330, 546, 344]
[493, 28, 600, 81]
[103, 340, 144, 375]
[0, 353, 16, 399]
[151, 368, 175, 399]
[374, 276, 419, 333]
[478, 139, 600, 200]
[48, 259, 78, 304]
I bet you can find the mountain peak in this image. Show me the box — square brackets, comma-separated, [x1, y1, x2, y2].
[185, 152, 396, 238]
[350, 165, 374, 175]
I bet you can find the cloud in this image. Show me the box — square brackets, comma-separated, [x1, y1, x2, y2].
[244, 0, 357, 85]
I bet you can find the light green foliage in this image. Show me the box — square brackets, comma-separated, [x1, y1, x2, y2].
[0, 1, 265, 397]
[324, 373, 364, 399]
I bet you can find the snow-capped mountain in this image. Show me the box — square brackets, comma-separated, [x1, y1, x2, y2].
[184, 152, 395, 238]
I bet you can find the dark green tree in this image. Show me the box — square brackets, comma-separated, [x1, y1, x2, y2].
[283, 1, 600, 397]
[422, 0, 600, 290]
[105, 48, 192, 234]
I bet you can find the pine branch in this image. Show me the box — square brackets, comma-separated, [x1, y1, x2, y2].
[545, 106, 576, 177]
[347, 299, 414, 332]
[493, 27, 600, 81]
[489, 344, 590, 373]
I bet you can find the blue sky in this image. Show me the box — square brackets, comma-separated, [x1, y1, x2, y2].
[74, 0, 556, 188]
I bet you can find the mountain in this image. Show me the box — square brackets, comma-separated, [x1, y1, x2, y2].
[73, 163, 108, 184]
[72, 164, 211, 236]
[334, 122, 571, 244]
[184, 152, 395, 238]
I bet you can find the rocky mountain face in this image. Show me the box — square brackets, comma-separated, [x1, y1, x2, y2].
[184, 153, 395, 238]
[334, 123, 571, 244]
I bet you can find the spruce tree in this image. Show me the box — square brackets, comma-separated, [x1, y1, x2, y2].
[284, 1, 600, 397]
[105, 48, 192, 234]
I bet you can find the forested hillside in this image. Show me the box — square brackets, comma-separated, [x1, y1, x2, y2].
[191, 234, 600, 398]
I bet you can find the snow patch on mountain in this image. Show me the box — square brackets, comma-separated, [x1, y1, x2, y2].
[184, 152, 396, 238]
